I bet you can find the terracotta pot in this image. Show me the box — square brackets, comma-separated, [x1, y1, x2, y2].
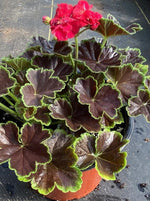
[45, 167, 101, 201]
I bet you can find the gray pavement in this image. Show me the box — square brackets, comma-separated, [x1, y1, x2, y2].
[0, 0, 150, 201]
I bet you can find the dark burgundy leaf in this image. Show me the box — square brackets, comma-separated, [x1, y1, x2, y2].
[127, 90, 150, 122]
[0, 67, 15, 96]
[0, 123, 50, 176]
[29, 36, 72, 55]
[74, 77, 121, 118]
[32, 55, 73, 81]
[96, 14, 142, 37]
[78, 39, 121, 72]
[100, 112, 123, 128]
[20, 47, 42, 60]
[126, 23, 143, 34]
[106, 64, 144, 102]
[75, 131, 128, 180]
[75, 134, 96, 169]
[34, 107, 51, 126]
[29, 129, 82, 194]
[50, 95, 100, 132]
[21, 69, 64, 106]
[24, 107, 35, 120]
[145, 76, 150, 90]
[120, 48, 146, 65]
[95, 131, 129, 180]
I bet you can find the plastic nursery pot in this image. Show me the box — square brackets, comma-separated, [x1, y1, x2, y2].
[45, 167, 101, 201]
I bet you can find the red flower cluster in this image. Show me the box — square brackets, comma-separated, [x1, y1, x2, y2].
[49, 0, 102, 41]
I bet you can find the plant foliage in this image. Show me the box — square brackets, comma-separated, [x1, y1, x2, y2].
[0, 0, 149, 196]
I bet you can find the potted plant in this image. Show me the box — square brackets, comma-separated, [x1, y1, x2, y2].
[0, 0, 150, 200]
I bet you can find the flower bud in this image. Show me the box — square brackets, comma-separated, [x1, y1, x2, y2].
[42, 16, 51, 25]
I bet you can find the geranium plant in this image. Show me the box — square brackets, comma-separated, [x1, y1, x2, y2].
[0, 0, 150, 197]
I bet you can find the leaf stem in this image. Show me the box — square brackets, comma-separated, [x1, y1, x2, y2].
[0, 102, 18, 118]
[98, 37, 107, 60]
[101, 37, 107, 50]
[48, 0, 54, 41]
[69, 53, 75, 67]
[3, 96, 15, 107]
[8, 92, 19, 103]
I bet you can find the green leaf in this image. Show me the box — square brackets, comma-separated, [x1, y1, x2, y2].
[127, 89, 150, 122]
[29, 129, 82, 195]
[74, 77, 121, 119]
[0, 67, 15, 96]
[0, 122, 51, 176]
[50, 95, 101, 132]
[106, 64, 144, 103]
[78, 38, 121, 73]
[32, 55, 73, 81]
[2, 57, 34, 72]
[96, 14, 143, 37]
[21, 69, 65, 106]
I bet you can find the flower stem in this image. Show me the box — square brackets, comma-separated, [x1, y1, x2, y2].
[75, 35, 79, 60]
[3, 96, 15, 107]
[48, 0, 54, 41]
[0, 102, 18, 118]
[74, 35, 79, 75]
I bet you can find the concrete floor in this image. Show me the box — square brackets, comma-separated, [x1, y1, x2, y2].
[0, 0, 150, 200]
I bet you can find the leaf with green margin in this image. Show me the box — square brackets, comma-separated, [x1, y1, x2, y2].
[24, 107, 36, 120]
[2, 57, 34, 72]
[15, 100, 36, 121]
[75, 133, 96, 170]
[134, 63, 148, 75]
[32, 55, 73, 81]
[0, 122, 51, 176]
[100, 112, 123, 128]
[145, 76, 150, 90]
[119, 48, 146, 65]
[21, 69, 65, 106]
[29, 129, 82, 195]
[127, 89, 150, 122]
[50, 94, 100, 132]
[34, 107, 51, 126]
[74, 77, 121, 119]
[95, 131, 129, 180]
[77, 62, 105, 86]
[2, 57, 36, 96]
[106, 64, 144, 103]
[0, 67, 15, 96]
[78, 38, 121, 72]
[28, 36, 72, 56]
[96, 14, 142, 37]
[20, 47, 42, 61]
[75, 131, 129, 180]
